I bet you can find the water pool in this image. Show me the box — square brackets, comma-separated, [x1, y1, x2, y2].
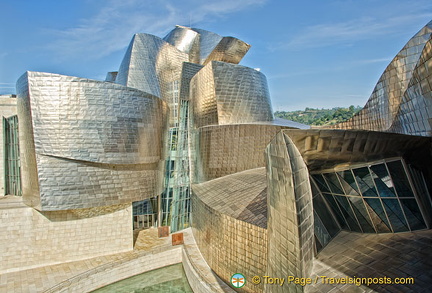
[91, 263, 193, 292]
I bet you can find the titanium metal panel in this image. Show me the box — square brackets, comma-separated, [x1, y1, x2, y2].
[330, 21, 432, 133]
[116, 33, 188, 101]
[191, 167, 267, 228]
[163, 25, 200, 63]
[190, 124, 291, 183]
[191, 28, 223, 64]
[17, 72, 168, 211]
[191, 170, 268, 293]
[389, 34, 432, 136]
[264, 131, 314, 293]
[190, 61, 274, 128]
[203, 37, 251, 65]
[280, 129, 432, 173]
[179, 62, 204, 101]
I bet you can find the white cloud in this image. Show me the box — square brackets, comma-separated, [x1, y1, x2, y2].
[274, 13, 432, 51]
[45, 0, 266, 60]
[353, 57, 393, 65]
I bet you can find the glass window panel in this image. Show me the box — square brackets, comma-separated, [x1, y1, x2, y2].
[313, 194, 340, 237]
[323, 193, 348, 229]
[409, 166, 432, 226]
[400, 199, 427, 230]
[382, 199, 409, 232]
[353, 167, 378, 197]
[387, 161, 415, 197]
[334, 195, 362, 232]
[315, 235, 323, 253]
[311, 174, 330, 193]
[364, 198, 392, 233]
[346, 197, 375, 233]
[323, 173, 344, 194]
[310, 180, 322, 198]
[370, 164, 396, 197]
[337, 170, 360, 195]
[314, 210, 332, 251]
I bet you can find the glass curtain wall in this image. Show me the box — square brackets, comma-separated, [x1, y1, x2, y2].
[161, 128, 177, 226]
[3, 115, 21, 196]
[161, 79, 193, 232]
[311, 179, 341, 253]
[170, 100, 191, 232]
[133, 197, 158, 230]
[311, 158, 430, 235]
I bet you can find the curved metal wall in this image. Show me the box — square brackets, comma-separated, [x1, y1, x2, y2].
[190, 124, 290, 184]
[330, 21, 432, 134]
[17, 72, 168, 211]
[190, 61, 274, 129]
[116, 33, 188, 100]
[190, 28, 223, 64]
[163, 25, 200, 63]
[389, 36, 432, 136]
[202, 37, 251, 65]
[191, 168, 268, 293]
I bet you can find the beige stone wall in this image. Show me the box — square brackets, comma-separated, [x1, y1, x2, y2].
[192, 192, 267, 293]
[0, 96, 18, 195]
[0, 198, 133, 273]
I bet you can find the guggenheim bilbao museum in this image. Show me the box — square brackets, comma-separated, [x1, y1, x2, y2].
[1, 20, 432, 292]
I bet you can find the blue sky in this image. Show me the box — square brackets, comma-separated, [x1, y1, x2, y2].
[1, 0, 431, 111]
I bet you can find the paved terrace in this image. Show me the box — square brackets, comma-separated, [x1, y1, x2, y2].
[309, 229, 432, 293]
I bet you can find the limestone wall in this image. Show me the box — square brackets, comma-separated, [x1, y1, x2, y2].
[0, 198, 133, 273]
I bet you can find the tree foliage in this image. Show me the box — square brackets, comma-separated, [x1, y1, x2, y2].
[274, 105, 362, 126]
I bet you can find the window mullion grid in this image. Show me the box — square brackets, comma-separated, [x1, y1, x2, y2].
[362, 166, 394, 233]
[349, 169, 379, 233]
[335, 171, 364, 233]
[321, 174, 353, 231]
[383, 160, 411, 232]
[400, 159, 430, 229]
[311, 178, 342, 230]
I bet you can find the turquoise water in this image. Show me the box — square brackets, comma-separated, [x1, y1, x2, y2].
[91, 263, 193, 292]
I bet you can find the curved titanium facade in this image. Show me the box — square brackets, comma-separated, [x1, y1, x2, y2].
[189, 28, 223, 64]
[202, 36, 251, 65]
[17, 72, 168, 211]
[190, 124, 293, 183]
[190, 61, 274, 128]
[330, 21, 432, 135]
[116, 33, 188, 125]
[10, 23, 432, 292]
[389, 34, 432, 135]
[264, 131, 314, 293]
[191, 168, 268, 293]
[163, 25, 200, 63]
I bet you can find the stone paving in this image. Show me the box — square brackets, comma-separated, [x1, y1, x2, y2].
[0, 228, 172, 293]
[308, 229, 432, 292]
